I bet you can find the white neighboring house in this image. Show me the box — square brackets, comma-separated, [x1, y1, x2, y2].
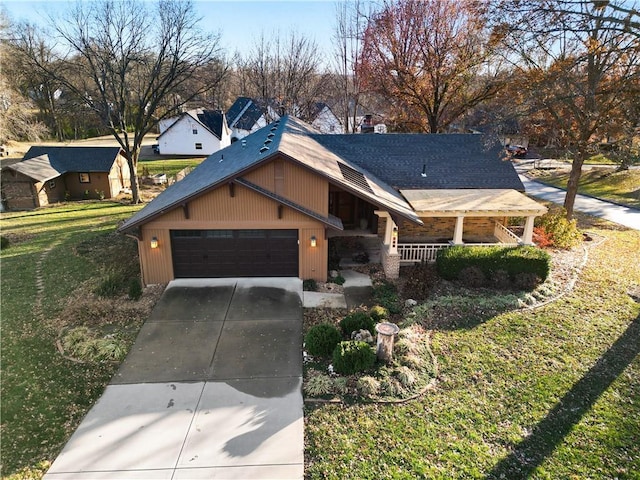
[226, 97, 280, 142]
[309, 102, 344, 134]
[156, 109, 231, 155]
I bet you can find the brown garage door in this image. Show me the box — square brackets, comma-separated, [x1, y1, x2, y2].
[171, 229, 299, 278]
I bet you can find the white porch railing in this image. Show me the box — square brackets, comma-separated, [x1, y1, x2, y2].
[494, 222, 521, 245]
[397, 243, 450, 264]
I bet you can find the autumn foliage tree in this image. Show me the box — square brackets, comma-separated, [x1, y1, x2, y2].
[495, 0, 640, 218]
[358, 0, 506, 133]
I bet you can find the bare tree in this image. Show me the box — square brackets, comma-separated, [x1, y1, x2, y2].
[8, 0, 228, 203]
[0, 11, 50, 144]
[333, 0, 369, 133]
[238, 30, 328, 119]
[358, 0, 505, 133]
[494, 0, 640, 218]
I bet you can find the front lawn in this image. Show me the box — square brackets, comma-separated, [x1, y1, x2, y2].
[0, 202, 155, 478]
[529, 168, 640, 209]
[138, 158, 204, 178]
[305, 222, 640, 478]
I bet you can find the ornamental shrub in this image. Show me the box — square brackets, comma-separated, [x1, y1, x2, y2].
[436, 245, 550, 284]
[339, 311, 375, 336]
[369, 305, 389, 322]
[304, 324, 342, 357]
[128, 277, 143, 300]
[535, 208, 582, 249]
[332, 341, 376, 375]
[304, 371, 334, 397]
[373, 281, 402, 314]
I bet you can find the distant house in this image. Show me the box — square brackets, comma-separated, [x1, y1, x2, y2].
[308, 102, 344, 134]
[118, 116, 546, 285]
[1, 146, 130, 210]
[156, 109, 231, 155]
[226, 97, 280, 142]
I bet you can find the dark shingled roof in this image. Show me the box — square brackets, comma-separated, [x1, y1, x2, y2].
[310, 134, 524, 190]
[22, 146, 123, 172]
[117, 116, 526, 234]
[196, 110, 226, 139]
[227, 97, 268, 131]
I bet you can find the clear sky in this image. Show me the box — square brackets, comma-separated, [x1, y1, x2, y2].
[1, 0, 342, 63]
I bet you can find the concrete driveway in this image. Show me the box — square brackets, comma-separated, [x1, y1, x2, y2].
[45, 278, 304, 479]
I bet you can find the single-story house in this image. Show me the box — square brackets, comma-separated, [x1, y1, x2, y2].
[156, 109, 231, 155]
[226, 97, 280, 142]
[1, 146, 130, 210]
[117, 116, 547, 285]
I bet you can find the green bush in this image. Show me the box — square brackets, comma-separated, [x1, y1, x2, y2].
[535, 208, 582, 249]
[436, 245, 551, 284]
[373, 281, 402, 314]
[332, 341, 376, 375]
[95, 271, 124, 298]
[128, 277, 143, 300]
[305, 324, 342, 357]
[369, 305, 389, 322]
[339, 311, 375, 336]
[303, 279, 318, 291]
[304, 370, 334, 396]
[331, 274, 345, 285]
[0, 236, 9, 250]
[357, 376, 381, 396]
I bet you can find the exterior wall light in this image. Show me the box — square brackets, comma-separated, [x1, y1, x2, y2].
[310, 236, 317, 247]
[150, 236, 159, 249]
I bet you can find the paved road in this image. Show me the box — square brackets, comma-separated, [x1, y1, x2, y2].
[519, 175, 640, 231]
[45, 278, 304, 479]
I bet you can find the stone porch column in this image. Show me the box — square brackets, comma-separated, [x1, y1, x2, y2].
[453, 216, 464, 245]
[376, 211, 401, 279]
[522, 215, 536, 245]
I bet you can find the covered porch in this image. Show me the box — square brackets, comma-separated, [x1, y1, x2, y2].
[376, 189, 548, 278]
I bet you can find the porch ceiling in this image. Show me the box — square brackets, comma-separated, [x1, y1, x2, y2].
[400, 189, 547, 217]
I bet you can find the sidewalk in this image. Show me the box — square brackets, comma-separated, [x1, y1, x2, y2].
[519, 175, 640, 231]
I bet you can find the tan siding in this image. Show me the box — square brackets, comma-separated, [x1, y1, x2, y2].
[138, 227, 174, 285]
[300, 227, 327, 282]
[243, 162, 275, 190]
[282, 161, 328, 214]
[139, 182, 328, 285]
[64, 172, 112, 199]
[241, 157, 328, 215]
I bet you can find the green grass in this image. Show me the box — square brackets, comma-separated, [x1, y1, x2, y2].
[305, 225, 640, 478]
[531, 168, 640, 209]
[138, 158, 204, 178]
[0, 202, 145, 477]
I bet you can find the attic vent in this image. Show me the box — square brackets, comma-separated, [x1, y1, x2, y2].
[264, 138, 273, 145]
[338, 163, 374, 194]
[270, 126, 277, 132]
[260, 146, 269, 153]
[267, 132, 275, 138]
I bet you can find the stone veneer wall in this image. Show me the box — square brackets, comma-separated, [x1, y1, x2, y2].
[381, 246, 400, 279]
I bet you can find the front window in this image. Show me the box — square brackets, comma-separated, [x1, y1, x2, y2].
[192, 128, 198, 134]
[79, 173, 90, 183]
